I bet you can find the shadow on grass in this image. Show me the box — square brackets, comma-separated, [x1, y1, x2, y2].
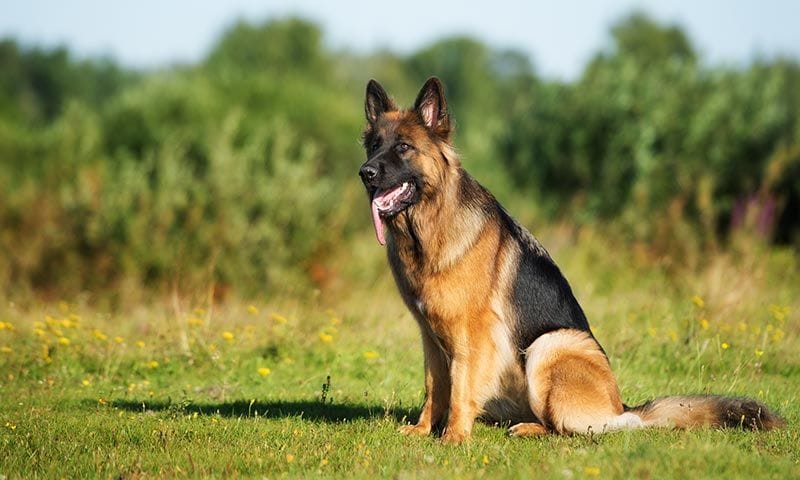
[105, 398, 418, 424]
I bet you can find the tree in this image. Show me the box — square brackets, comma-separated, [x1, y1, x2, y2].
[206, 17, 329, 76]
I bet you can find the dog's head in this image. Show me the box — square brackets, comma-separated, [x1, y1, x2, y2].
[359, 77, 455, 245]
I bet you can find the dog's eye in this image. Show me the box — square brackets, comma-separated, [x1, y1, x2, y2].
[395, 143, 411, 153]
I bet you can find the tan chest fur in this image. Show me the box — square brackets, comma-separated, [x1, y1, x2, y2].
[389, 208, 502, 349]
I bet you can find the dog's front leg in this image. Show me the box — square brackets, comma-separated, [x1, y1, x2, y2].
[440, 326, 494, 444]
[441, 347, 480, 444]
[400, 328, 451, 436]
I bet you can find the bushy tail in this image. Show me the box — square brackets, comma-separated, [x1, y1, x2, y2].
[626, 395, 785, 431]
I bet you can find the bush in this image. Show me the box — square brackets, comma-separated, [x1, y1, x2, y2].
[1, 13, 799, 300]
[0, 96, 335, 298]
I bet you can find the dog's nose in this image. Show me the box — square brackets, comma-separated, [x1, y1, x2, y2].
[360, 164, 378, 181]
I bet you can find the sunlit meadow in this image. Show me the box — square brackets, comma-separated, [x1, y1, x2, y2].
[1, 229, 799, 478]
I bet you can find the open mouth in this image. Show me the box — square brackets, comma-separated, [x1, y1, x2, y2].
[370, 182, 416, 245]
[373, 182, 415, 217]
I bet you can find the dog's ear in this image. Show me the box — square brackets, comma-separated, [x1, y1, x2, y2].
[365, 79, 395, 125]
[413, 77, 449, 137]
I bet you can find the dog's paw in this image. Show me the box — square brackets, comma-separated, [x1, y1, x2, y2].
[399, 424, 431, 436]
[508, 422, 548, 437]
[440, 429, 470, 444]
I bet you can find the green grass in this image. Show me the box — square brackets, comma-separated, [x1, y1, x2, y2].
[1, 231, 799, 479]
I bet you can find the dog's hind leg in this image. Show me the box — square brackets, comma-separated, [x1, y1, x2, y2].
[523, 329, 637, 435]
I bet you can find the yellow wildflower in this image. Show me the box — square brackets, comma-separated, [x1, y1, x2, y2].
[222, 331, 235, 342]
[114, 336, 124, 344]
[81, 379, 91, 387]
[768, 304, 788, 322]
[771, 329, 785, 343]
[0, 346, 12, 354]
[482, 455, 489, 466]
[270, 313, 288, 324]
[699, 318, 710, 330]
[92, 329, 108, 342]
[721, 342, 730, 350]
[247, 305, 259, 315]
[40, 345, 51, 364]
[754, 349, 764, 357]
[320, 458, 329, 466]
[58, 337, 71, 346]
[668, 330, 678, 342]
[691, 295, 705, 308]
[584, 467, 601, 477]
[258, 367, 271, 377]
[5, 421, 16, 431]
[187, 316, 203, 327]
[286, 454, 295, 463]
[363, 351, 379, 360]
[319, 332, 333, 343]
[136, 341, 145, 348]
[147, 360, 159, 369]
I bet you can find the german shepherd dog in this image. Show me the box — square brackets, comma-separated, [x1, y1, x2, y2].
[359, 77, 784, 443]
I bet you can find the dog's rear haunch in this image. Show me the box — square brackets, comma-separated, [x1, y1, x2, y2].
[358, 77, 784, 443]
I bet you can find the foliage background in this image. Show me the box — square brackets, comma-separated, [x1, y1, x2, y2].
[1, 13, 798, 302]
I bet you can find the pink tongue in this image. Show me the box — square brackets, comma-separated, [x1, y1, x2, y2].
[371, 198, 386, 246]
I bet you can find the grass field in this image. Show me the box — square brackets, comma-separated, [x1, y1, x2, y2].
[1, 229, 798, 479]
